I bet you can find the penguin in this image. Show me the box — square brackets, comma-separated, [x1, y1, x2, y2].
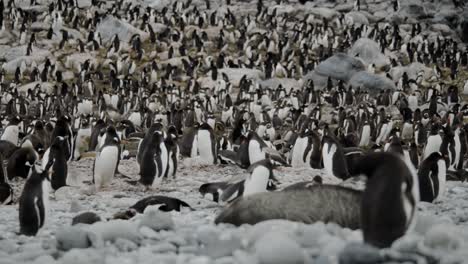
[164, 132, 178, 179]
[19, 159, 54, 236]
[247, 131, 268, 165]
[7, 147, 39, 180]
[0, 154, 13, 205]
[137, 122, 164, 166]
[89, 119, 107, 151]
[322, 135, 350, 180]
[423, 123, 443, 159]
[51, 115, 73, 161]
[93, 126, 120, 191]
[138, 131, 163, 189]
[113, 196, 194, 219]
[1, 115, 21, 146]
[73, 117, 92, 160]
[197, 123, 217, 165]
[46, 136, 68, 191]
[351, 152, 419, 248]
[418, 152, 446, 203]
[243, 159, 274, 197]
[290, 128, 313, 168]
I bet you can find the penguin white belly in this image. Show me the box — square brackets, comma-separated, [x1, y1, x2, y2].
[248, 140, 266, 165]
[41, 148, 51, 170]
[436, 159, 447, 200]
[159, 142, 168, 177]
[111, 95, 119, 109]
[1, 125, 19, 145]
[41, 179, 50, 227]
[291, 137, 308, 167]
[167, 151, 175, 178]
[401, 183, 415, 228]
[74, 128, 92, 159]
[359, 126, 371, 147]
[198, 130, 213, 164]
[244, 167, 269, 196]
[94, 146, 118, 189]
[322, 142, 337, 177]
[451, 133, 461, 170]
[128, 113, 141, 127]
[423, 136, 442, 159]
[376, 124, 387, 144]
[191, 135, 198, 158]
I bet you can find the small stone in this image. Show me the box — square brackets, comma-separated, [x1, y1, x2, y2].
[72, 212, 101, 226]
[55, 226, 94, 251]
[114, 238, 138, 252]
[69, 200, 83, 213]
[179, 245, 199, 254]
[338, 242, 383, 264]
[254, 232, 305, 264]
[61, 248, 104, 264]
[150, 242, 177, 253]
[423, 224, 464, 252]
[139, 207, 174, 231]
[233, 250, 259, 264]
[0, 240, 17, 254]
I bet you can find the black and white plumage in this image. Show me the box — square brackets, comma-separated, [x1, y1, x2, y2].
[352, 152, 419, 248]
[0, 154, 13, 205]
[93, 126, 120, 191]
[19, 160, 54, 236]
[418, 152, 446, 203]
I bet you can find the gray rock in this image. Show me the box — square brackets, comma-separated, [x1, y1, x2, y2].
[348, 38, 389, 69]
[60, 248, 105, 264]
[348, 71, 396, 93]
[69, 201, 83, 213]
[196, 225, 221, 245]
[254, 232, 305, 264]
[233, 250, 259, 264]
[315, 53, 365, 82]
[114, 238, 138, 252]
[72, 212, 101, 226]
[55, 226, 96, 251]
[338, 243, 383, 264]
[88, 220, 141, 244]
[0, 239, 17, 254]
[139, 207, 174, 231]
[423, 224, 464, 252]
[150, 242, 177, 253]
[203, 236, 242, 258]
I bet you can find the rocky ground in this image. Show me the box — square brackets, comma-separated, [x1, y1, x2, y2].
[0, 157, 468, 264]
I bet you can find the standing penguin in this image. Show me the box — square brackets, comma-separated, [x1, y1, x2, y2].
[247, 131, 268, 165]
[139, 131, 163, 189]
[19, 160, 54, 236]
[243, 159, 274, 197]
[418, 152, 446, 203]
[46, 136, 68, 191]
[322, 135, 350, 180]
[1, 115, 21, 146]
[352, 152, 419, 248]
[73, 117, 92, 160]
[197, 123, 217, 165]
[0, 154, 13, 204]
[93, 126, 120, 191]
[423, 123, 443, 159]
[7, 147, 39, 180]
[164, 132, 178, 179]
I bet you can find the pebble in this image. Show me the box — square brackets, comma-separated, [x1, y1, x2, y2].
[253, 232, 305, 264]
[55, 226, 93, 251]
[139, 207, 174, 232]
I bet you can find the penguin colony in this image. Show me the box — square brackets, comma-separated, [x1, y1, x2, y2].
[0, 0, 466, 252]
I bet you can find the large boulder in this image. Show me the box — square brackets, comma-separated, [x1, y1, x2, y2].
[348, 71, 396, 92]
[315, 53, 366, 82]
[96, 16, 149, 44]
[348, 38, 389, 69]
